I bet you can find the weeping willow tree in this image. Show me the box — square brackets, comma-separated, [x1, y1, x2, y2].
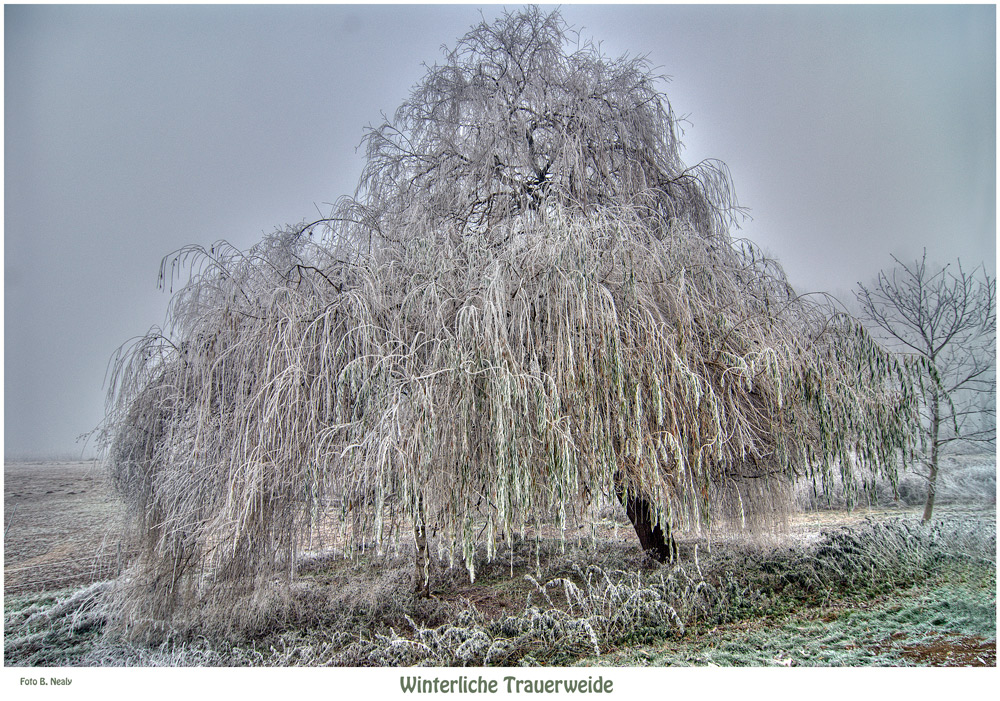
[101, 8, 921, 613]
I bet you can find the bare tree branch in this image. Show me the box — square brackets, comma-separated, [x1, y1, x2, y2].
[856, 249, 996, 522]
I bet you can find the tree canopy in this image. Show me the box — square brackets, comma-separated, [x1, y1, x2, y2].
[102, 8, 921, 615]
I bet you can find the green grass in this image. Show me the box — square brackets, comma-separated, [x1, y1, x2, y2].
[589, 562, 995, 667]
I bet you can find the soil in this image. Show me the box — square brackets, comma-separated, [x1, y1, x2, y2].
[883, 633, 996, 667]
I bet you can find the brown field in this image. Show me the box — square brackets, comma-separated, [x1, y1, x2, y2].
[4, 461, 124, 595]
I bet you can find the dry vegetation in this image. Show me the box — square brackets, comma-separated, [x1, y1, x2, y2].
[4, 457, 995, 667]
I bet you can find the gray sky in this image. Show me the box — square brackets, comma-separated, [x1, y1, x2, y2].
[4, 4, 995, 459]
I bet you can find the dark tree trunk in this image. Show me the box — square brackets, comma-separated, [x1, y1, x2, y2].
[413, 493, 431, 597]
[614, 471, 677, 563]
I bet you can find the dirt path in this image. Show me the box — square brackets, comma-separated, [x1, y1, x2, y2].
[4, 461, 124, 595]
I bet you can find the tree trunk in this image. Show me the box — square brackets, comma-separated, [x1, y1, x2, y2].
[413, 493, 431, 597]
[613, 471, 677, 563]
[922, 391, 941, 524]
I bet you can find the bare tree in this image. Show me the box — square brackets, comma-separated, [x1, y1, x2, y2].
[856, 251, 996, 522]
[101, 8, 922, 623]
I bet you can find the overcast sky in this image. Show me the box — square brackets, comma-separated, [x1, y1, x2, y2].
[4, 3, 995, 459]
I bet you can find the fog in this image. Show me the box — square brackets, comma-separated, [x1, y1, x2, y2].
[4, 4, 995, 458]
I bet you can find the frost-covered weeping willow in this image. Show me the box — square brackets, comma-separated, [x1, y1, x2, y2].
[101, 9, 920, 611]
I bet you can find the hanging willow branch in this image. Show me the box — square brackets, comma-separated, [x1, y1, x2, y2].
[99, 8, 921, 617]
